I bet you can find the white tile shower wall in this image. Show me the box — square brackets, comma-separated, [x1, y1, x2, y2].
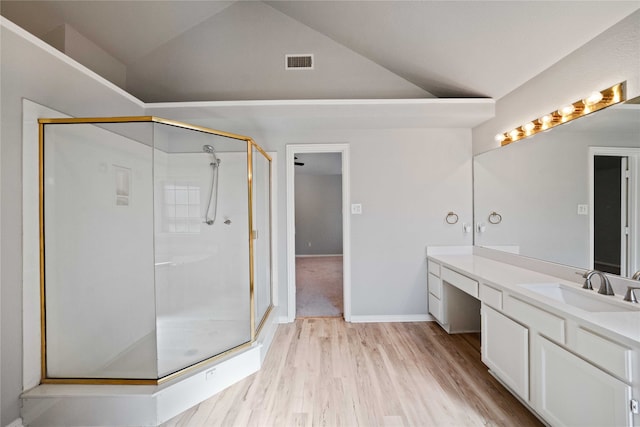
[153, 152, 252, 376]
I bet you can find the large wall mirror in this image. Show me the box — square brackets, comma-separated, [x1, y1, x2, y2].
[474, 95, 640, 278]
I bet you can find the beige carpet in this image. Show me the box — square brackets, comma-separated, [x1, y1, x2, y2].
[296, 256, 343, 317]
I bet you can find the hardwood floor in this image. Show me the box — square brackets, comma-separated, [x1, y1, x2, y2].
[162, 319, 542, 427]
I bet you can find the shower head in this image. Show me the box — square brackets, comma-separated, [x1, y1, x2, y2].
[203, 145, 215, 154]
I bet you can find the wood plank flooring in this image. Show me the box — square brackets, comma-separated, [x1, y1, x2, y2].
[162, 319, 542, 427]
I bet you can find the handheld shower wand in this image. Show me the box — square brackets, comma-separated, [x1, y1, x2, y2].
[203, 145, 221, 225]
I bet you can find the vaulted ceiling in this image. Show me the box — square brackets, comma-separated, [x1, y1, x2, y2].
[2, 1, 639, 102]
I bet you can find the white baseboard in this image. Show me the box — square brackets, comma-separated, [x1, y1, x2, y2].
[278, 315, 291, 324]
[350, 314, 432, 323]
[5, 418, 24, 427]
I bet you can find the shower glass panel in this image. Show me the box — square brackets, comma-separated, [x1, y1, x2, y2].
[153, 123, 251, 377]
[40, 117, 272, 384]
[252, 145, 273, 333]
[43, 122, 157, 379]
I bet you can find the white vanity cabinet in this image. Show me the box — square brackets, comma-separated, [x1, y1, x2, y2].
[427, 260, 480, 333]
[426, 253, 640, 426]
[538, 336, 633, 427]
[427, 260, 444, 324]
[481, 304, 529, 401]
[500, 295, 636, 426]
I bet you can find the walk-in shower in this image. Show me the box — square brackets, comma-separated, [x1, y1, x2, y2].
[38, 117, 273, 384]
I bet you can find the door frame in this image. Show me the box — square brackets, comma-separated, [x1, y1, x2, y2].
[286, 144, 351, 322]
[588, 147, 640, 276]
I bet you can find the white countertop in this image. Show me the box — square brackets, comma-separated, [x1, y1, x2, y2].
[428, 253, 640, 348]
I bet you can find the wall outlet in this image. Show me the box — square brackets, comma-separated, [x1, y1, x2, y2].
[577, 204, 588, 215]
[351, 204, 362, 215]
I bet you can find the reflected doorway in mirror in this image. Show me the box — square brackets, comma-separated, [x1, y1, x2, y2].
[589, 147, 640, 278]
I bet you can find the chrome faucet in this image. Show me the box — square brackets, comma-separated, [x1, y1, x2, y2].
[626, 272, 640, 303]
[582, 270, 615, 295]
[582, 270, 595, 290]
[624, 287, 640, 303]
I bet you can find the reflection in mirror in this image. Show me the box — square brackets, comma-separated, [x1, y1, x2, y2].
[474, 96, 640, 278]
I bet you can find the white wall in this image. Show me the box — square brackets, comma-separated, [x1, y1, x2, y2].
[1, 18, 144, 425]
[473, 11, 640, 155]
[295, 174, 343, 256]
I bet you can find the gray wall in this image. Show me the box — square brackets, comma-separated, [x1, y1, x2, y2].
[1, 19, 144, 425]
[295, 174, 343, 256]
[259, 128, 474, 318]
[127, 1, 431, 102]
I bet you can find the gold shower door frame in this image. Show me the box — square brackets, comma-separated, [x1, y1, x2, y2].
[38, 116, 273, 385]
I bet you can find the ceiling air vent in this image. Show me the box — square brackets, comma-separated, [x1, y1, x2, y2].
[285, 54, 314, 70]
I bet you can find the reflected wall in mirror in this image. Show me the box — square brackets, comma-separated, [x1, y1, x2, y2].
[474, 95, 640, 277]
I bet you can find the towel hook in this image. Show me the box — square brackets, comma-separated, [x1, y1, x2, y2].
[445, 211, 459, 224]
[488, 211, 502, 224]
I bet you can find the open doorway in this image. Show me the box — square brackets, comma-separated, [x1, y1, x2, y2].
[589, 147, 640, 277]
[593, 155, 625, 275]
[286, 144, 351, 322]
[294, 153, 343, 317]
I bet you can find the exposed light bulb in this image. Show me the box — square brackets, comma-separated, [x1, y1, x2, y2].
[522, 122, 535, 133]
[583, 91, 603, 106]
[539, 115, 553, 125]
[495, 133, 506, 142]
[508, 129, 520, 140]
[558, 105, 575, 116]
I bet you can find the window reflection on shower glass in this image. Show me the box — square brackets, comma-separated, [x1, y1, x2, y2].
[153, 123, 251, 377]
[252, 145, 273, 332]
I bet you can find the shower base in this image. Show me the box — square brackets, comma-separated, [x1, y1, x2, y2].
[20, 307, 279, 427]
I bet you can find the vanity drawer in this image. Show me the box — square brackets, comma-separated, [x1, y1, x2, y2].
[504, 296, 565, 343]
[479, 283, 503, 310]
[575, 327, 633, 382]
[429, 293, 444, 324]
[428, 273, 442, 298]
[428, 260, 441, 277]
[441, 267, 478, 298]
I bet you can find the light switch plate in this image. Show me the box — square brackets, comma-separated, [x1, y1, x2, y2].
[351, 204, 362, 215]
[577, 204, 588, 215]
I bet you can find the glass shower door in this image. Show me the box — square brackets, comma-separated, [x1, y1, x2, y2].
[252, 145, 273, 333]
[153, 123, 252, 377]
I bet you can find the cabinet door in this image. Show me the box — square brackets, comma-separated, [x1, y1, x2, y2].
[538, 337, 632, 427]
[428, 293, 444, 324]
[481, 304, 529, 401]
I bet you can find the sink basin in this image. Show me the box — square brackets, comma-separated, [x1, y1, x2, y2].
[518, 283, 638, 313]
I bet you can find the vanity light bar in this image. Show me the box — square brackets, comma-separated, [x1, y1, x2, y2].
[496, 82, 626, 146]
